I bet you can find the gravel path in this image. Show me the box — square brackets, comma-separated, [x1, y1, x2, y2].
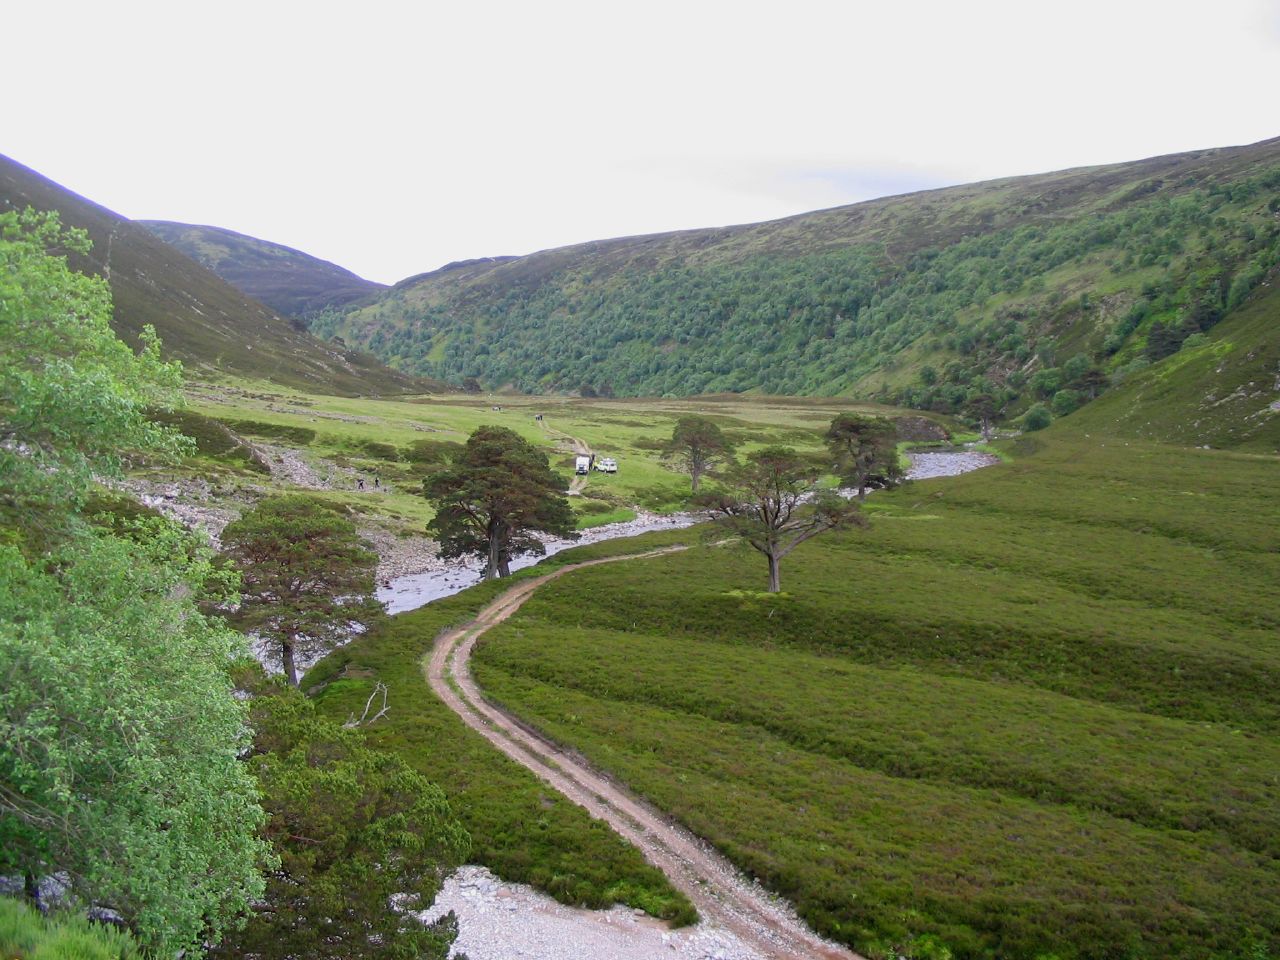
[426, 549, 862, 960]
[420, 866, 787, 960]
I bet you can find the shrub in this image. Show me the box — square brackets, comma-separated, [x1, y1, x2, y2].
[1050, 389, 1083, 417]
[1022, 403, 1052, 431]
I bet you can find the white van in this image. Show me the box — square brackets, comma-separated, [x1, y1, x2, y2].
[575, 455, 591, 475]
[595, 457, 618, 473]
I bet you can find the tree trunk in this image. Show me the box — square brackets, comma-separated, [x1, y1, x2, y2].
[497, 555, 512, 577]
[857, 480, 867, 502]
[485, 534, 500, 580]
[282, 638, 299, 687]
[766, 552, 782, 593]
[690, 468, 701, 493]
[24, 870, 38, 908]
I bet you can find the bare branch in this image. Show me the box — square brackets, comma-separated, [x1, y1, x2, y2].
[344, 681, 390, 728]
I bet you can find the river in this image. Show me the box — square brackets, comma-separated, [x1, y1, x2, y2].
[378, 447, 998, 615]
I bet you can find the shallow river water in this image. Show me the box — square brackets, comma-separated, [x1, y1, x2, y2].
[378, 447, 997, 615]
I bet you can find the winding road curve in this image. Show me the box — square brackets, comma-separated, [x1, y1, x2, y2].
[425, 548, 863, 960]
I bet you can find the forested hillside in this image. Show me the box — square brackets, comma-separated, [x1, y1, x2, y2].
[0, 154, 426, 396]
[143, 220, 386, 318]
[314, 137, 1280, 426]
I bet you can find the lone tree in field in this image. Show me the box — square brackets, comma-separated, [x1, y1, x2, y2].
[222, 495, 381, 686]
[824, 413, 902, 501]
[698, 447, 865, 593]
[664, 415, 735, 492]
[423, 425, 576, 579]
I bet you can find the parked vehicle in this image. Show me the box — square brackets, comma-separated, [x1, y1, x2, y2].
[595, 457, 618, 473]
[575, 455, 591, 475]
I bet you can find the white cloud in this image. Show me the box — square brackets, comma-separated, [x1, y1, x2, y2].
[4, 0, 1278, 283]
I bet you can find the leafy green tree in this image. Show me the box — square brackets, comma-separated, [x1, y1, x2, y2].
[1062, 352, 1092, 384]
[824, 414, 901, 501]
[0, 208, 270, 954]
[1052, 388, 1084, 417]
[1079, 367, 1109, 399]
[0, 209, 186, 526]
[664, 415, 736, 492]
[697, 447, 866, 592]
[1023, 403, 1052, 431]
[222, 495, 381, 686]
[424, 426, 576, 579]
[210, 677, 470, 960]
[1, 523, 272, 953]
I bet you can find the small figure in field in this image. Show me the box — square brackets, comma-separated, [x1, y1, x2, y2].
[374, 474, 381, 489]
[357, 477, 365, 491]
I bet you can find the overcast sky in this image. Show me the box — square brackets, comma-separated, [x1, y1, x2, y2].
[6, 0, 1279, 284]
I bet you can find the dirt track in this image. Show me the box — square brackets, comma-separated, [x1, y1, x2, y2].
[424, 549, 862, 960]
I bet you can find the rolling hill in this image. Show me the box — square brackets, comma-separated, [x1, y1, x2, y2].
[141, 220, 386, 318]
[0, 153, 428, 396]
[312, 136, 1280, 435]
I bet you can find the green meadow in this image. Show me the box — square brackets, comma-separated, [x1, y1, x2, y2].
[462, 433, 1279, 959]
[179, 382, 930, 527]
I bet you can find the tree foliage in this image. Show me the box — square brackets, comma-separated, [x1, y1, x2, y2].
[664, 415, 735, 492]
[697, 447, 865, 592]
[824, 414, 901, 501]
[0, 208, 270, 954]
[222, 495, 381, 686]
[1023, 403, 1052, 431]
[0, 209, 188, 526]
[423, 426, 576, 579]
[210, 677, 470, 960]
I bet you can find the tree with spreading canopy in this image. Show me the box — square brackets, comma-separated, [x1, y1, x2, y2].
[423, 426, 576, 579]
[664, 415, 736, 492]
[965, 393, 1000, 441]
[0, 208, 271, 954]
[697, 447, 866, 592]
[824, 413, 902, 501]
[222, 495, 382, 686]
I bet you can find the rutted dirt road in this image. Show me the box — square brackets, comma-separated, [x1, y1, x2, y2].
[425, 549, 862, 960]
[539, 420, 593, 494]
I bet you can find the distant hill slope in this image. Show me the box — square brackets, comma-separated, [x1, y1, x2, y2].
[1066, 267, 1280, 451]
[0, 154, 428, 396]
[315, 137, 1280, 436]
[141, 220, 386, 318]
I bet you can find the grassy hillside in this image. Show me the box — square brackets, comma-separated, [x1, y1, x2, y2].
[0, 154, 426, 396]
[1066, 268, 1280, 450]
[470, 434, 1280, 960]
[315, 137, 1280, 426]
[142, 220, 386, 318]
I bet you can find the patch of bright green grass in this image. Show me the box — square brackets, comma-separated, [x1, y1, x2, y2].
[0, 896, 141, 959]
